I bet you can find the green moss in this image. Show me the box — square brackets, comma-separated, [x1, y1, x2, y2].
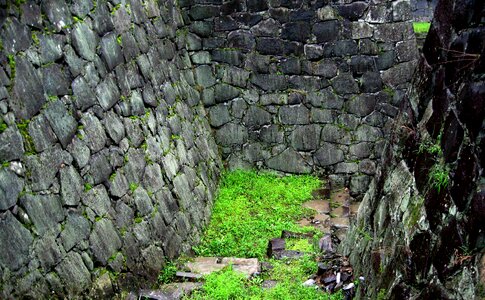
[0, 118, 7, 134]
[109, 172, 117, 182]
[72, 16, 83, 23]
[110, 3, 122, 15]
[2, 161, 10, 168]
[116, 35, 122, 46]
[129, 182, 139, 193]
[377, 289, 387, 300]
[7, 54, 16, 80]
[84, 183, 93, 191]
[134, 216, 143, 224]
[17, 120, 36, 155]
[31, 32, 40, 45]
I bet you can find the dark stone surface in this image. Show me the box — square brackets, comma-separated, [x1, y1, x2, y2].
[0, 212, 33, 271]
[10, 57, 45, 120]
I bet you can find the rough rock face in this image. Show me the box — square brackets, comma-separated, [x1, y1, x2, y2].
[0, 0, 222, 297]
[342, 0, 485, 298]
[181, 0, 418, 194]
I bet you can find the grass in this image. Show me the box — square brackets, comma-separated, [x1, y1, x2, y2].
[193, 170, 320, 259]
[188, 259, 344, 300]
[429, 162, 450, 193]
[413, 22, 431, 36]
[185, 170, 345, 300]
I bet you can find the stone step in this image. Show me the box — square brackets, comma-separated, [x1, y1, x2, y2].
[184, 257, 259, 278]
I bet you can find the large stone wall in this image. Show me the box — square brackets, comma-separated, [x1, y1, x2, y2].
[180, 0, 418, 195]
[0, 0, 222, 297]
[342, 0, 484, 298]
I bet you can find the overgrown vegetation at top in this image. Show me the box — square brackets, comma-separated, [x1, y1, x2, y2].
[413, 22, 431, 35]
[193, 170, 320, 259]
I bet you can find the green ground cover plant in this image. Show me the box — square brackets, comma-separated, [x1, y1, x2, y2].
[193, 170, 320, 259]
[185, 170, 345, 299]
[413, 22, 431, 35]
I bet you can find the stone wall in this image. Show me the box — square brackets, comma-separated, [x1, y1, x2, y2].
[410, 0, 437, 22]
[180, 0, 418, 195]
[342, 0, 484, 298]
[0, 0, 222, 297]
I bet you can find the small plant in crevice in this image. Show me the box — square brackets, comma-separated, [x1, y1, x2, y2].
[129, 182, 139, 193]
[417, 133, 442, 156]
[428, 162, 450, 193]
[0, 118, 7, 134]
[157, 261, 178, 284]
[84, 183, 93, 191]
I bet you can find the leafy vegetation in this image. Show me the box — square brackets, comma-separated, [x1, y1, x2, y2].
[188, 259, 344, 300]
[429, 162, 450, 193]
[158, 261, 178, 284]
[194, 170, 320, 259]
[0, 118, 7, 134]
[413, 22, 431, 35]
[184, 170, 345, 299]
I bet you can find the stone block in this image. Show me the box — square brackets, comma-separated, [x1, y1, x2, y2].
[100, 33, 124, 71]
[282, 22, 311, 42]
[0, 212, 33, 271]
[346, 94, 377, 117]
[332, 73, 359, 95]
[209, 104, 231, 127]
[72, 76, 97, 111]
[72, 22, 97, 61]
[61, 213, 90, 251]
[361, 72, 383, 93]
[25, 145, 72, 192]
[214, 83, 240, 103]
[278, 105, 310, 125]
[96, 75, 120, 110]
[21, 194, 64, 235]
[0, 126, 24, 162]
[42, 0, 72, 31]
[251, 74, 288, 91]
[228, 30, 256, 52]
[290, 125, 321, 151]
[215, 123, 248, 146]
[44, 99, 77, 148]
[314, 143, 344, 166]
[243, 106, 272, 127]
[337, 2, 368, 21]
[56, 251, 91, 294]
[313, 21, 340, 43]
[195, 65, 216, 88]
[0, 17, 32, 55]
[351, 21, 374, 39]
[89, 218, 122, 264]
[10, 57, 44, 119]
[60, 165, 83, 206]
[266, 148, 311, 174]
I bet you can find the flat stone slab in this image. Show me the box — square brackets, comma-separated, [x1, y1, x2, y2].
[331, 189, 351, 206]
[139, 282, 203, 300]
[185, 257, 259, 278]
[329, 217, 350, 229]
[175, 271, 203, 281]
[302, 200, 331, 214]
